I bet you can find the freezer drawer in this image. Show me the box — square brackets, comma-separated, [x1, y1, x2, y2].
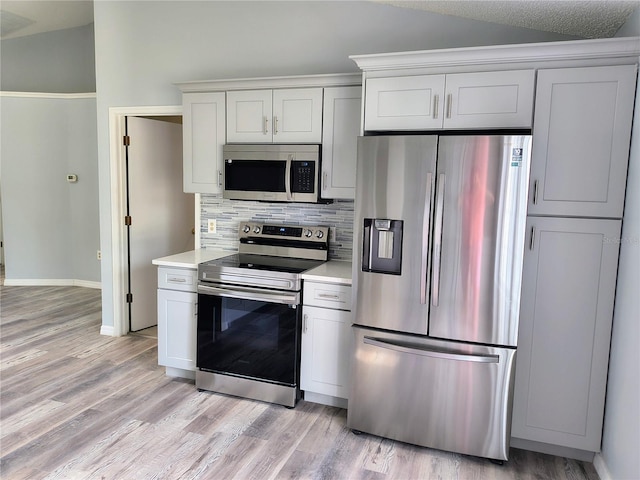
[347, 326, 516, 461]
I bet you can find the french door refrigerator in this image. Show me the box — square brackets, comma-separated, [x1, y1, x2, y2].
[348, 134, 531, 461]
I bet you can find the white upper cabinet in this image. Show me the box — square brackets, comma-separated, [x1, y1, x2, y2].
[364, 75, 445, 130]
[227, 88, 323, 143]
[321, 86, 362, 199]
[182, 92, 226, 193]
[364, 70, 534, 131]
[528, 65, 637, 218]
[443, 70, 535, 129]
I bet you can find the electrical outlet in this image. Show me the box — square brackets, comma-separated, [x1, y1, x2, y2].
[97, 250, 102, 260]
[207, 219, 217, 234]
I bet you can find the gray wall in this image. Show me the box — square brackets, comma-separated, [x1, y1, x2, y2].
[0, 24, 100, 284]
[0, 24, 96, 93]
[0, 95, 100, 283]
[599, 11, 640, 480]
[93, 0, 576, 330]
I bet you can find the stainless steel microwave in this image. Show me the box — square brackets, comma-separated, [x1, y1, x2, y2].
[222, 144, 330, 203]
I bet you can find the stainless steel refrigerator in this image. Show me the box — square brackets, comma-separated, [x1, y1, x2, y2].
[348, 135, 531, 461]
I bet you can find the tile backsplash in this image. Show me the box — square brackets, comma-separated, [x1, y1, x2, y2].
[200, 194, 354, 261]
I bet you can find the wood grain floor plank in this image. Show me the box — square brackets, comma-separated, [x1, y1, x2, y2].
[0, 285, 603, 480]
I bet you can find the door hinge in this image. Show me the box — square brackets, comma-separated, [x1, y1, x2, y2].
[126, 293, 133, 303]
[125, 215, 132, 226]
[123, 135, 131, 146]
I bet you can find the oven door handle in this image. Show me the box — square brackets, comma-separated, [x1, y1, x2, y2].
[198, 284, 300, 306]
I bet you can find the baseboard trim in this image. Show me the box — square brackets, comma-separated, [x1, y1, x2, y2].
[593, 453, 612, 480]
[4, 279, 101, 289]
[100, 325, 115, 336]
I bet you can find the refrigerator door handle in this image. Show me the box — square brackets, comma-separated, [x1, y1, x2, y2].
[363, 336, 499, 363]
[420, 172, 433, 304]
[432, 173, 446, 307]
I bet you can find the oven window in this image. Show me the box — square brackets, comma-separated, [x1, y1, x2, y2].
[197, 293, 300, 386]
[225, 160, 286, 192]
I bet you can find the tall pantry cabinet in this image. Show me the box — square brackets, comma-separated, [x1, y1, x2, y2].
[511, 65, 637, 455]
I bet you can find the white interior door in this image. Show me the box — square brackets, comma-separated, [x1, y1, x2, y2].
[127, 116, 194, 331]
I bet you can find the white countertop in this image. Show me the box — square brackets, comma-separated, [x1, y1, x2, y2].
[302, 260, 353, 285]
[152, 248, 232, 269]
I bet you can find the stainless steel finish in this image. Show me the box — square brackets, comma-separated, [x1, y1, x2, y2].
[431, 173, 445, 308]
[218, 170, 223, 186]
[533, 179, 539, 205]
[285, 154, 292, 200]
[348, 326, 516, 461]
[446, 93, 452, 118]
[420, 173, 433, 305]
[264, 116, 268, 134]
[353, 136, 437, 336]
[303, 313, 308, 332]
[433, 95, 439, 119]
[196, 370, 297, 408]
[197, 283, 300, 305]
[363, 336, 499, 363]
[429, 136, 531, 347]
[351, 134, 531, 461]
[274, 115, 279, 134]
[222, 144, 321, 203]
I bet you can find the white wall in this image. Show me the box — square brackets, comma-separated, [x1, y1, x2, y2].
[93, 0, 576, 329]
[598, 12, 640, 480]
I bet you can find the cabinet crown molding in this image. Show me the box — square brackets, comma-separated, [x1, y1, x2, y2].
[176, 73, 362, 93]
[350, 37, 640, 71]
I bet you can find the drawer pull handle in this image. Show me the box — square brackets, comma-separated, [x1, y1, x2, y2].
[168, 277, 187, 283]
[318, 293, 340, 300]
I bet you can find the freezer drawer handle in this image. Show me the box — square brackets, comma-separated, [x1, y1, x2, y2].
[363, 336, 499, 364]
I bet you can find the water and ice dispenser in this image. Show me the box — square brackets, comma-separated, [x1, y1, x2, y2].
[362, 219, 403, 275]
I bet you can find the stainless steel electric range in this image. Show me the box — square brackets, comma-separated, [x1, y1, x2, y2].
[196, 223, 329, 407]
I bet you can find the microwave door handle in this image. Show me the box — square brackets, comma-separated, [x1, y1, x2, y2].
[285, 154, 293, 200]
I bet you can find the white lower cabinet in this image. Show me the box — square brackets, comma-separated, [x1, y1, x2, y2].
[157, 267, 198, 377]
[301, 281, 352, 408]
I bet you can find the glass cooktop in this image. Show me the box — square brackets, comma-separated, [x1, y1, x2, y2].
[203, 253, 324, 275]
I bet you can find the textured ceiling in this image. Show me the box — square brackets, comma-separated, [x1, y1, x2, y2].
[379, 1, 639, 39]
[0, 0, 638, 40]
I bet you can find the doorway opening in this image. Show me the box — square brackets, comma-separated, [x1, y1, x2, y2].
[108, 106, 200, 337]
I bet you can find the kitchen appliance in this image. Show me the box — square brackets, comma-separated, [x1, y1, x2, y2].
[196, 223, 329, 407]
[222, 144, 330, 203]
[348, 135, 531, 461]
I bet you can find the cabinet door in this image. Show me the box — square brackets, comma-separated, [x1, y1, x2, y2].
[321, 86, 361, 199]
[183, 92, 226, 193]
[364, 75, 445, 131]
[528, 66, 636, 218]
[158, 289, 197, 370]
[301, 305, 352, 399]
[272, 88, 323, 143]
[443, 70, 534, 129]
[226, 90, 273, 143]
[512, 216, 621, 451]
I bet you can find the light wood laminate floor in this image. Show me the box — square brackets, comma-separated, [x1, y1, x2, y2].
[0, 285, 601, 480]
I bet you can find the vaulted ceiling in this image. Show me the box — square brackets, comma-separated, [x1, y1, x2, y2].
[1, 0, 638, 40]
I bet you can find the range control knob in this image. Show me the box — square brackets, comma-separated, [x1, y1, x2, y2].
[316, 230, 324, 239]
[242, 225, 251, 234]
[304, 229, 313, 238]
[253, 226, 261, 234]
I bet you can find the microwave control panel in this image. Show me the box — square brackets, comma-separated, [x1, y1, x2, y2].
[291, 161, 316, 193]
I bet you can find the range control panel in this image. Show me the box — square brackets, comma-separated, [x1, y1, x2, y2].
[239, 223, 329, 243]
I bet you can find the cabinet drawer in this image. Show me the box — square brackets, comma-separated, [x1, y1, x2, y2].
[303, 281, 352, 311]
[158, 267, 197, 292]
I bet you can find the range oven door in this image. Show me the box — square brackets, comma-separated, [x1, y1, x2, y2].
[196, 284, 302, 386]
